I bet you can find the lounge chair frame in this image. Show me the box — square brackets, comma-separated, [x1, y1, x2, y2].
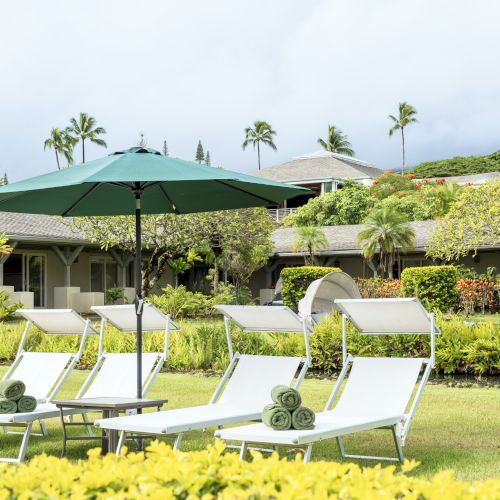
[0, 309, 94, 463]
[97, 305, 312, 453]
[217, 298, 438, 463]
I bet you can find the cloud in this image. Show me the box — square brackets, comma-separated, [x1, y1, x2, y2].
[1, 0, 499, 181]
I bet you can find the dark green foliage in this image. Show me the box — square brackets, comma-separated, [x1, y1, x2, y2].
[401, 266, 458, 312]
[285, 181, 374, 227]
[205, 151, 211, 166]
[195, 140, 204, 163]
[410, 151, 500, 178]
[280, 266, 341, 310]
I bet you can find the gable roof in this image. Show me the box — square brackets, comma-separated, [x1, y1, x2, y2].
[0, 212, 88, 244]
[252, 151, 383, 183]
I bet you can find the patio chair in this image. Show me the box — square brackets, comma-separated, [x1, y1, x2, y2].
[59, 304, 179, 445]
[95, 305, 312, 453]
[216, 298, 438, 463]
[0, 309, 96, 463]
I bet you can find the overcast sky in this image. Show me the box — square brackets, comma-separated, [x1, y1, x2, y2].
[1, 0, 499, 181]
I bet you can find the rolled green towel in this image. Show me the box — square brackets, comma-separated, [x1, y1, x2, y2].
[16, 395, 37, 413]
[271, 385, 301, 411]
[291, 406, 315, 430]
[0, 379, 25, 401]
[262, 403, 292, 430]
[0, 398, 17, 414]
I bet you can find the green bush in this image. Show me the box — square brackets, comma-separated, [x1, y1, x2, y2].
[281, 266, 341, 310]
[0, 291, 23, 321]
[410, 150, 500, 178]
[401, 266, 458, 312]
[311, 312, 499, 376]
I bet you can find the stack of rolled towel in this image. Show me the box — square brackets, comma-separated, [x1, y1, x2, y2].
[0, 380, 37, 414]
[262, 385, 315, 431]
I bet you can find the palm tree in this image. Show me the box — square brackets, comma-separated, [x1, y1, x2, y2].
[43, 128, 75, 170]
[388, 102, 418, 172]
[317, 125, 354, 156]
[293, 226, 328, 265]
[242, 120, 277, 170]
[358, 206, 415, 278]
[69, 112, 107, 163]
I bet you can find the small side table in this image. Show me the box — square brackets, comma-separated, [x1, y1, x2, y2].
[54, 397, 167, 456]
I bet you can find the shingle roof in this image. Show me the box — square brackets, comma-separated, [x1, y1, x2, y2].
[252, 151, 383, 182]
[0, 212, 88, 243]
[271, 220, 438, 255]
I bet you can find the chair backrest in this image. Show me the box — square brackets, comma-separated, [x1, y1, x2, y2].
[8, 352, 75, 401]
[217, 354, 303, 409]
[82, 353, 161, 398]
[5, 309, 96, 401]
[332, 357, 424, 419]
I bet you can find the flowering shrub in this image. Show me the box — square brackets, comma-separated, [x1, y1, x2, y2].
[457, 278, 498, 315]
[0, 442, 498, 499]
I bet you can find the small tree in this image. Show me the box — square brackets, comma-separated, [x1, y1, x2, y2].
[358, 206, 415, 278]
[205, 151, 211, 166]
[195, 141, 204, 163]
[426, 180, 500, 261]
[388, 102, 418, 172]
[317, 124, 354, 156]
[242, 121, 277, 170]
[292, 226, 328, 265]
[162, 140, 169, 156]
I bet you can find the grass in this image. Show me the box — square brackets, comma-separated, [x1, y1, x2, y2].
[0, 366, 498, 481]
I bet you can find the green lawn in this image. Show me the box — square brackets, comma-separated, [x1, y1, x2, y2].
[1, 367, 498, 481]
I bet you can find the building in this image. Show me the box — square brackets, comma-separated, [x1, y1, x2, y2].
[250, 220, 499, 293]
[252, 151, 382, 221]
[1, 213, 497, 308]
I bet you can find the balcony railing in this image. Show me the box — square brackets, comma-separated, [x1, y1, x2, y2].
[268, 208, 296, 222]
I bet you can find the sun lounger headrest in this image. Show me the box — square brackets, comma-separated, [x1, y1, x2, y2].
[16, 309, 98, 335]
[91, 304, 179, 332]
[335, 298, 440, 335]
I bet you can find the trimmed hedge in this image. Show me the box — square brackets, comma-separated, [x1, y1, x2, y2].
[1, 441, 498, 498]
[281, 266, 341, 310]
[401, 266, 458, 312]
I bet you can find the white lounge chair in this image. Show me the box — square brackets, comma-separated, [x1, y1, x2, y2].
[0, 309, 96, 462]
[95, 305, 312, 453]
[57, 304, 178, 451]
[216, 298, 438, 463]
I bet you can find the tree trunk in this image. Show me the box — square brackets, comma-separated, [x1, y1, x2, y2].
[257, 141, 261, 170]
[82, 138, 85, 163]
[401, 128, 405, 173]
[55, 150, 60, 170]
[213, 258, 219, 291]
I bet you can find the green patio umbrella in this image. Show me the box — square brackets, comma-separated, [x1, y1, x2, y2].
[0, 147, 307, 398]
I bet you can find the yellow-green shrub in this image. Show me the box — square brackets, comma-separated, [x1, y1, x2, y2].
[0, 442, 498, 499]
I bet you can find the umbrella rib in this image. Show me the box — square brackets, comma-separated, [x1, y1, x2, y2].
[62, 183, 100, 216]
[214, 180, 276, 205]
[157, 184, 179, 214]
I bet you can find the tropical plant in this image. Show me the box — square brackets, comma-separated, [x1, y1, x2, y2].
[195, 140, 204, 163]
[0, 291, 23, 321]
[0, 234, 13, 257]
[388, 102, 418, 172]
[292, 226, 328, 265]
[369, 171, 416, 200]
[426, 180, 500, 261]
[358, 206, 415, 278]
[105, 286, 126, 305]
[43, 127, 75, 169]
[167, 257, 191, 287]
[68, 112, 107, 163]
[285, 180, 373, 227]
[242, 120, 277, 170]
[317, 124, 354, 156]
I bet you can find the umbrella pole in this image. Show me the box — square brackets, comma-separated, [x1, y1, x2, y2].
[135, 190, 143, 400]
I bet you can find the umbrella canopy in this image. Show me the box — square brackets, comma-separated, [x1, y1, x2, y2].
[0, 147, 308, 399]
[0, 147, 306, 216]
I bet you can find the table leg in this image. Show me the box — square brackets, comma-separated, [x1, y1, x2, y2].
[59, 407, 67, 458]
[101, 410, 109, 454]
[106, 410, 119, 454]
